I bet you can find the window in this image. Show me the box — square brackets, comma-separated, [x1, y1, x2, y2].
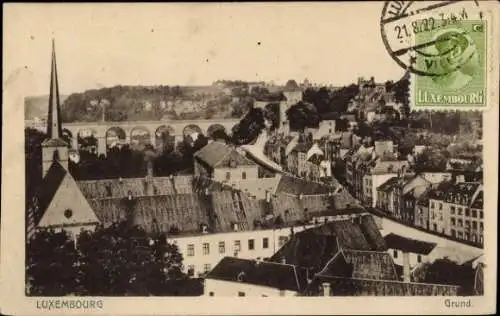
[472, 221, 477, 229]
[458, 208, 463, 215]
[417, 255, 422, 263]
[479, 222, 483, 230]
[433, 224, 437, 231]
[479, 211, 483, 219]
[187, 244, 195, 257]
[278, 236, 288, 248]
[451, 218, 456, 226]
[248, 239, 255, 250]
[451, 229, 456, 237]
[238, 292, 246, 297]
[465, 220, 470, 228]
[204, 264, 211, 273]
[209, 292, 214, 297]
[457, 231, 463, 239]
[430, 202, 435, 209]
[242, 171, 247, 180]
[234, 240, 241, 252]
[226, 172, 231, 181]
[393, 250, 398, 258]
[450, 206, 455, 214]
[465, 208, 470, 217]
[458, 219, 463, 227]
[263, 237, 269, 249]
[218, 241, 225, 254]
[472, 210, 477, 217]
[439, 203, 443, 210]
[187, 265, 195, 276]
[203, 243, 210, 255]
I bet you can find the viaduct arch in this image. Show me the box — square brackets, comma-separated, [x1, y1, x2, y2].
[26, 119, 239, 156]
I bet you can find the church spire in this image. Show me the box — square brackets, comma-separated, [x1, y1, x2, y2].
[47, 39, 62, 140]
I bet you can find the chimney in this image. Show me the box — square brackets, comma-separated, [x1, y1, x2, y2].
[281, 257, 286, 264]
[402, 251, 411, 282]
[233, 223, 239, 232]
[321, 282, 330, 296]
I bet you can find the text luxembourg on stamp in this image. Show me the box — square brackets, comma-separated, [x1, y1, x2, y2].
[379, 1, 488, 109]
[413, 20, 487, 108]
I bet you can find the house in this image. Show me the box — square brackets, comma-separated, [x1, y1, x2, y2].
[414, 187, 431, 230]
[194, 141, 258, 183]
[384, 233, 437, 270]
[273, 216, 458, 296]
[427, 181, 483, 244]
[204, 257, 307, 297]
[362, 159, 410, 207]
[376, 174, 431, 225]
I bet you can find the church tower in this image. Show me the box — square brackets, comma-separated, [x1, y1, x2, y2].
[41, 40, 69, 178]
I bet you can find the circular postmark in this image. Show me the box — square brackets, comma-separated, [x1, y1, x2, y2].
[380, 1, 483, 77]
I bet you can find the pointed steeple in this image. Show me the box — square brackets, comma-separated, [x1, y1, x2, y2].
[47, 39, 62, 140]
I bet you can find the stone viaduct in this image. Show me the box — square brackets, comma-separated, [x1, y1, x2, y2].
[26, 118, 239, 156]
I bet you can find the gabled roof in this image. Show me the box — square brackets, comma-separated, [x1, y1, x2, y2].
[370, 160, 408, 175]
[470, 190, 483, 209]
[194, 141, 255, 168]
[384, 233, 437, 255]
[206, 257, 308, 292]
[320, 249, 398, 281]
[270, 231, 340, 274]
[30, 161, 67, 225]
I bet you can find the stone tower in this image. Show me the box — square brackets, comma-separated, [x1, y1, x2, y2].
[41, 40, 69, 178]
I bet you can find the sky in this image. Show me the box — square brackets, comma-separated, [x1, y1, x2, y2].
[4, 3, 405, 96]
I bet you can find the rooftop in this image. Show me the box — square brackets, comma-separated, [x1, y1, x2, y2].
[384, 233, 437, 255]
[206, 257, 308, 292]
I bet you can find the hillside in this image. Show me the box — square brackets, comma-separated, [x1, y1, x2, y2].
[25, 95, 69, 120]
[25, 85, 261, 122]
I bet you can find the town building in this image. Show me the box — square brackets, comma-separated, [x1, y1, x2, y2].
[427, 181, 483, 245]
[376, 174, 431, 225]
[193, 141, 259, 183]
[384, 233, 437, 270]
[204, 257, 307, 297]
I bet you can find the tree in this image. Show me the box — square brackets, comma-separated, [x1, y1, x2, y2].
[76, 222, 188, 296]
[413, 258, 476, 295]
[25, 128, 46, 201]
[413, 148, 448, 172]
[286, 101, 319, 132]
[231, 107, 267, 145]
[26, 229, 79, 296]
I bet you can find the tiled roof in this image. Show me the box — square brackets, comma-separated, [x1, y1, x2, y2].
[206, 257, 308, 292]
[275, 175, 332, 195]
[77, 176, 194, 199]
[384, 233, 437, 255]
[321, 249, 398, 281]
[89, 193, 212, 234]
[305, 274, 458, 296]
[270, 231, 340, 274]
[427, 181, 454, 200]
[194, 141, 255, 168]
[444, 182, 481, 205]
[308, 207, 366, 218]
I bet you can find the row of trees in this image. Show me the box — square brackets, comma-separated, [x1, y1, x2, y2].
[27, 222, 202, 296]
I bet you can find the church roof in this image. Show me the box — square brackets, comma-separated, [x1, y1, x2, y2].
[30, 161, 67, 226]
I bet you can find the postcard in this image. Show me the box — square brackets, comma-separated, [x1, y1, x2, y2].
[2, 2, 498, 315]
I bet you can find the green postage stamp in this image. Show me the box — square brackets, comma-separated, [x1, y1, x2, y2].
[412, 20, 487, 108]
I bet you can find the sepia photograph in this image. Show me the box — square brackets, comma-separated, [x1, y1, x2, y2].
[2, 1, 499, 315]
